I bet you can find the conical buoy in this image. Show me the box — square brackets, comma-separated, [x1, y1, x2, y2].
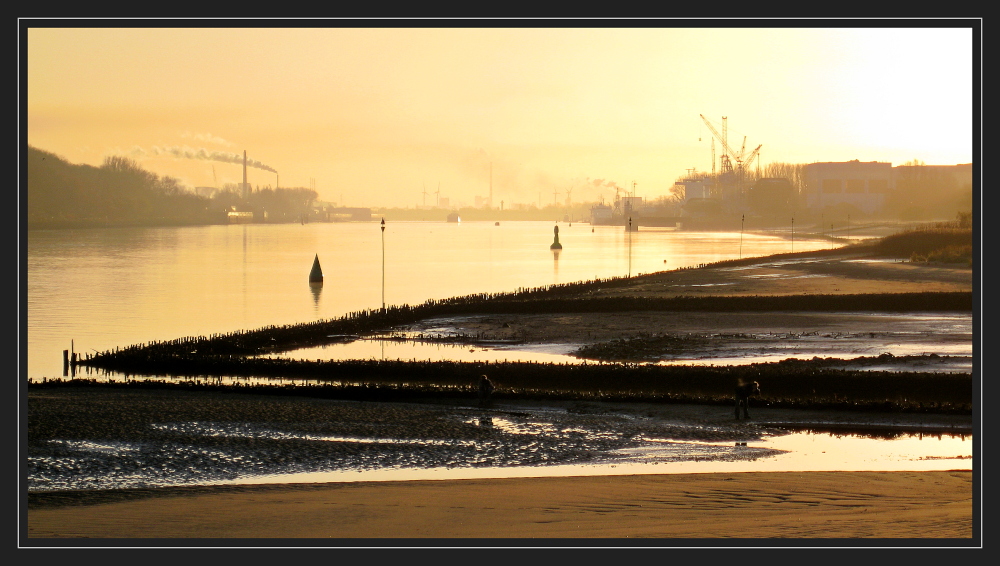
[550, 225, 562, 250]
[309, 254, 324, 284]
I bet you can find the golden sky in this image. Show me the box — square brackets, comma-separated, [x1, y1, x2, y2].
[25, 24, 975, 208]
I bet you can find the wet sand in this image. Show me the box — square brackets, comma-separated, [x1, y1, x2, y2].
[26, 471, 973, 540]
[25, 383, 976, 542]
[394, 251, 973, 351]
[24, 250, 976, 543]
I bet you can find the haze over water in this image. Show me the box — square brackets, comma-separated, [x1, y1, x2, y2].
[26, 221, 838, 380]
[26, 221, 976, 487]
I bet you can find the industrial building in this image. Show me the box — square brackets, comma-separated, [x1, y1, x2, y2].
[802, 160, 972, 217]
[802, 160, 893, 215]
[670, 160, 971, 220]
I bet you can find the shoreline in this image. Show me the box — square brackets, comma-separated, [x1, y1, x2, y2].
[26, 471, 975, 540]
[25, 386, 974, 496]
[25, 241, 977, 543]
[25, 387, 977, 541]
[73, 238, 973, 379]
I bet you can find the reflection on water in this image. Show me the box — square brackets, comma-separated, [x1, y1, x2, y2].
[27, 222, 843, 380]
[309, 281, 322, 313]
[259, 323, 972, 374]
[263, 339, 579, 365]
[28, 222, 974, 491]
[27, 415, 972, 493]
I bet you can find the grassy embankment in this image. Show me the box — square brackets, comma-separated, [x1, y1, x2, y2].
[874, 225, 974, 265]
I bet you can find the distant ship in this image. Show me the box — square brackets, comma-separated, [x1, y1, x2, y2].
[447, 212, 461, 223]
[590, 203, 613, 225]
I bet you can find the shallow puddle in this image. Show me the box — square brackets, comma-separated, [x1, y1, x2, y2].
[186, 428, 975, 487]
[260, 323, 972, 373]
[251, 310, 972, 372]
[27, 402, 973, 493]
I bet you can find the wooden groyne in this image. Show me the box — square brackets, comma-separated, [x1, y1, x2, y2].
[33, 356, 974, 415]
[75, 290, 971, 364]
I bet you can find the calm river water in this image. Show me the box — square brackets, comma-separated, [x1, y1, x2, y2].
[25, 220, 836, 380]
[25, 221, 974, 486]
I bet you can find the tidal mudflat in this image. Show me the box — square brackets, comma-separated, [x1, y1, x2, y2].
[26, 235, 976, 541]
[27, 386, 972, 495]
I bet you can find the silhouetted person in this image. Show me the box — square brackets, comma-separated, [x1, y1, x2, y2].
[478, 374, 495, 407]
[735, 378, 761, 419]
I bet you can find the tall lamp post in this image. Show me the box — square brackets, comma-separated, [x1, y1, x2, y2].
[628, 216, 632, 277]
[739, 214, 745, 259]
[380, 217, 386, 311]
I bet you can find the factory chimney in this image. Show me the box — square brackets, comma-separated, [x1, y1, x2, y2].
[242, 150, 248, 200]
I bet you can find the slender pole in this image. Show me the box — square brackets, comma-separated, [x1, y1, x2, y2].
[380, 218, 386, 310]
[628, 216, 632, 277]
[791, 216, 795, 253]
[740, 214, 744, 259]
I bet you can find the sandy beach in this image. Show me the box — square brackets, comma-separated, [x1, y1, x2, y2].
[25, 388, 976, 542]
[24, 247, 976, 545]
[27, 471, 973, 540]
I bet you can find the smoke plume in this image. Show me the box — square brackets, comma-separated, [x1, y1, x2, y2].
[149, 145, 277, 173]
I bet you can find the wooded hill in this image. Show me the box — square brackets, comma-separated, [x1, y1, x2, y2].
[26, 146, 318, 229]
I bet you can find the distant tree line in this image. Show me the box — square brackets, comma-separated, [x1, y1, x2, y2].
[757, 160, 972, 222]
[26, 146, 317, 229]
[886, 160, 973, 222]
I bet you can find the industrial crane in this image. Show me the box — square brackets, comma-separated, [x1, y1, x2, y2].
[700, 115, 739, 175]
[743, 144, 763, 175]
[699, 114, 764, 207]
[699, 114, 763, 178]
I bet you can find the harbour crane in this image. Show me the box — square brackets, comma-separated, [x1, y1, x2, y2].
[699, 114, 764, 206]
[700, 114, 744, 174]
[699, 115, 763, 175]
[743, 144, 763, 175]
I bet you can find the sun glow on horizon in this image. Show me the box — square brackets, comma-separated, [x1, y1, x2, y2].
[25, 24, 976, 207]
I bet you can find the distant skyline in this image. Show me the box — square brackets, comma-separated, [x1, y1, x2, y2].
[24, 22, 977, 208]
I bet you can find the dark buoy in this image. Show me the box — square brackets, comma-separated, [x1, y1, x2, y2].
[309, 254, 324, 284]
[550, 225, 563, 250]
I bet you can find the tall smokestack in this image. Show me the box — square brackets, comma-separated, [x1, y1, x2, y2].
[243, 150, 248, 199]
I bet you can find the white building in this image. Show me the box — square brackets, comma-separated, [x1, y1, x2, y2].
[674, 175, 714, 201]
[589, 203, 613, 225]
[802, 161, 892, 215]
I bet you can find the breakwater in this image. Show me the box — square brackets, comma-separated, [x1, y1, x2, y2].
[65, 251, 972, 416]
[75, 291, 971, 362]
[59, 351, 973, 415]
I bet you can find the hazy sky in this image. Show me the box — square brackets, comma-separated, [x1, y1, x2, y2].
[25, 23, 976, 208]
